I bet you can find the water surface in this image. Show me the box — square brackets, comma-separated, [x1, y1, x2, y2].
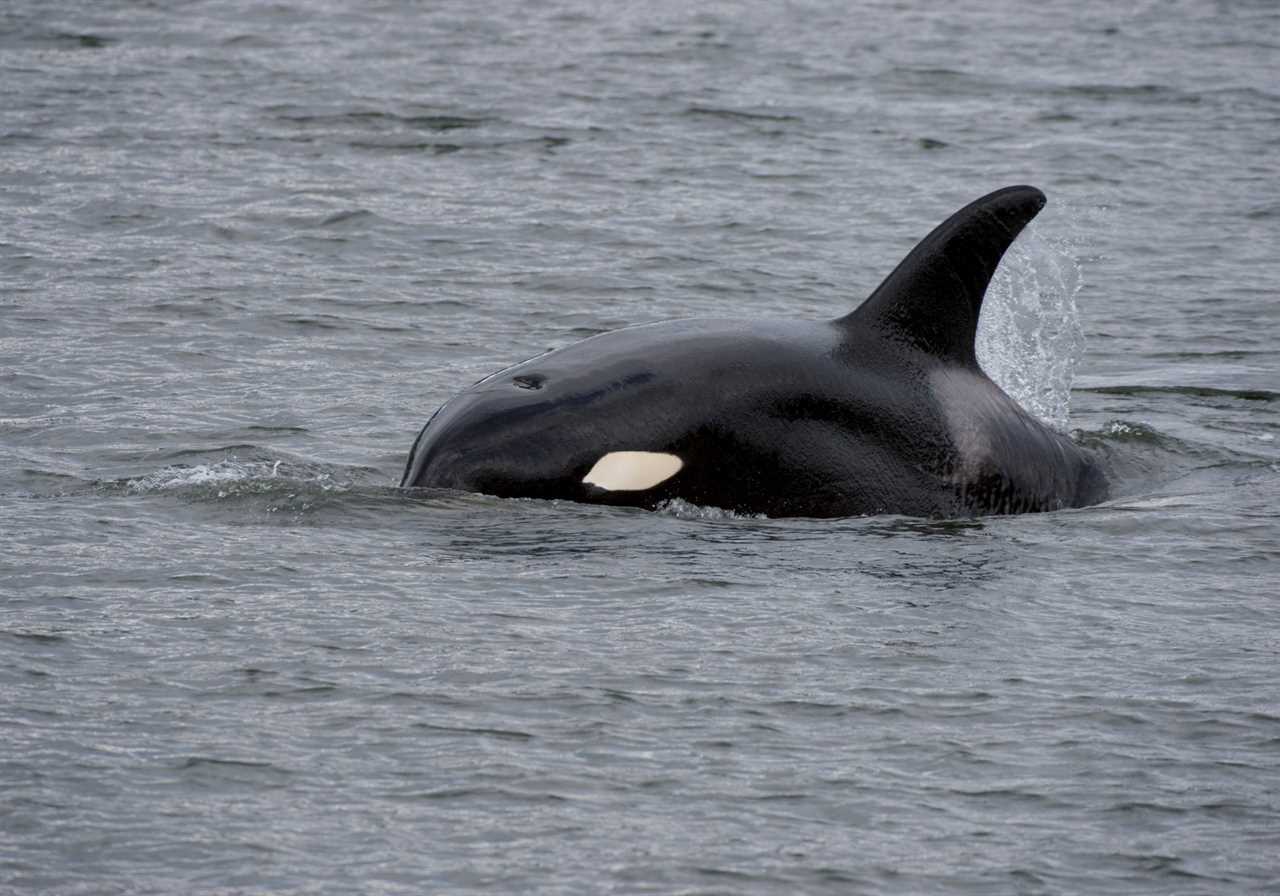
[3, 1, 1278, 893]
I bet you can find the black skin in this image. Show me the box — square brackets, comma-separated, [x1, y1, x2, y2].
[401, 186, 1108, 518]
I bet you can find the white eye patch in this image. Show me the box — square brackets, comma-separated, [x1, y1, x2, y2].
[583, 451, 683, 491]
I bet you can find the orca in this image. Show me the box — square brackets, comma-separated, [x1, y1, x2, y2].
[400, 185, 1107, 518]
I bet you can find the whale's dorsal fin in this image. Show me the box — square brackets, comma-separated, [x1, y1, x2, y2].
[841, 185, 1046, 367]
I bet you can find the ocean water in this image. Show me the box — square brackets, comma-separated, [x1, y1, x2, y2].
[2, 1, 1278, 893]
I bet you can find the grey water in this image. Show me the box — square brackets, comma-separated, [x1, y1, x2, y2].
[2, 0, 1278, 893]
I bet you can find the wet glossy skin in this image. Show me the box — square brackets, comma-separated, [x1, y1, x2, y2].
[400, 186, 1108, 518]
[400, 316, 1105, 517]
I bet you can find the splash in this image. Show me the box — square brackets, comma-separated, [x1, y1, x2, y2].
[127, 458, 288, 493]
[976, 222, 1087, 432]
[123, 457, 346, 499]
[656, 497, 766, 521]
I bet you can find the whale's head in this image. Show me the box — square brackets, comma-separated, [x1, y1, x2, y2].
[400, 348, 687, 502]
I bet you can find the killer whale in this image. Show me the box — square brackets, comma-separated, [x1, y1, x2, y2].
[400, 185, 1107, 518]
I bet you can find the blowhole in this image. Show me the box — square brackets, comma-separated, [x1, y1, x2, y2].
[512, 373, 545, 390]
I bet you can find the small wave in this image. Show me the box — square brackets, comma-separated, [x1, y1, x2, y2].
[656, 497, 766, 521]
[42, 32, 116, 49]
[348, 140, 463, 155]
[269, 108, 492, 131]
[400, 115, 491, 131]
[683, 105, 802, 123]
[221, 33, 275, 48]
[1080, 385, 1278, 403]
[100, 454, 412, 524]
[874, 66, 1002, 98]
[1057, 82, 1200, 104]
[2, 630, 66, 645]
[316, 208, 375, 227]
[1075, 418, 1277, 507]
[1094, 420, 1167, 443]
[270, 313, 345, 330]
[177, 756, 294, 787]
[126, 459, 288, 493]
[412, 723, 534, 741]
[1077, 419, 1197, 468]
[180, 757, 277, 770]
[119, 457, 355, 500]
